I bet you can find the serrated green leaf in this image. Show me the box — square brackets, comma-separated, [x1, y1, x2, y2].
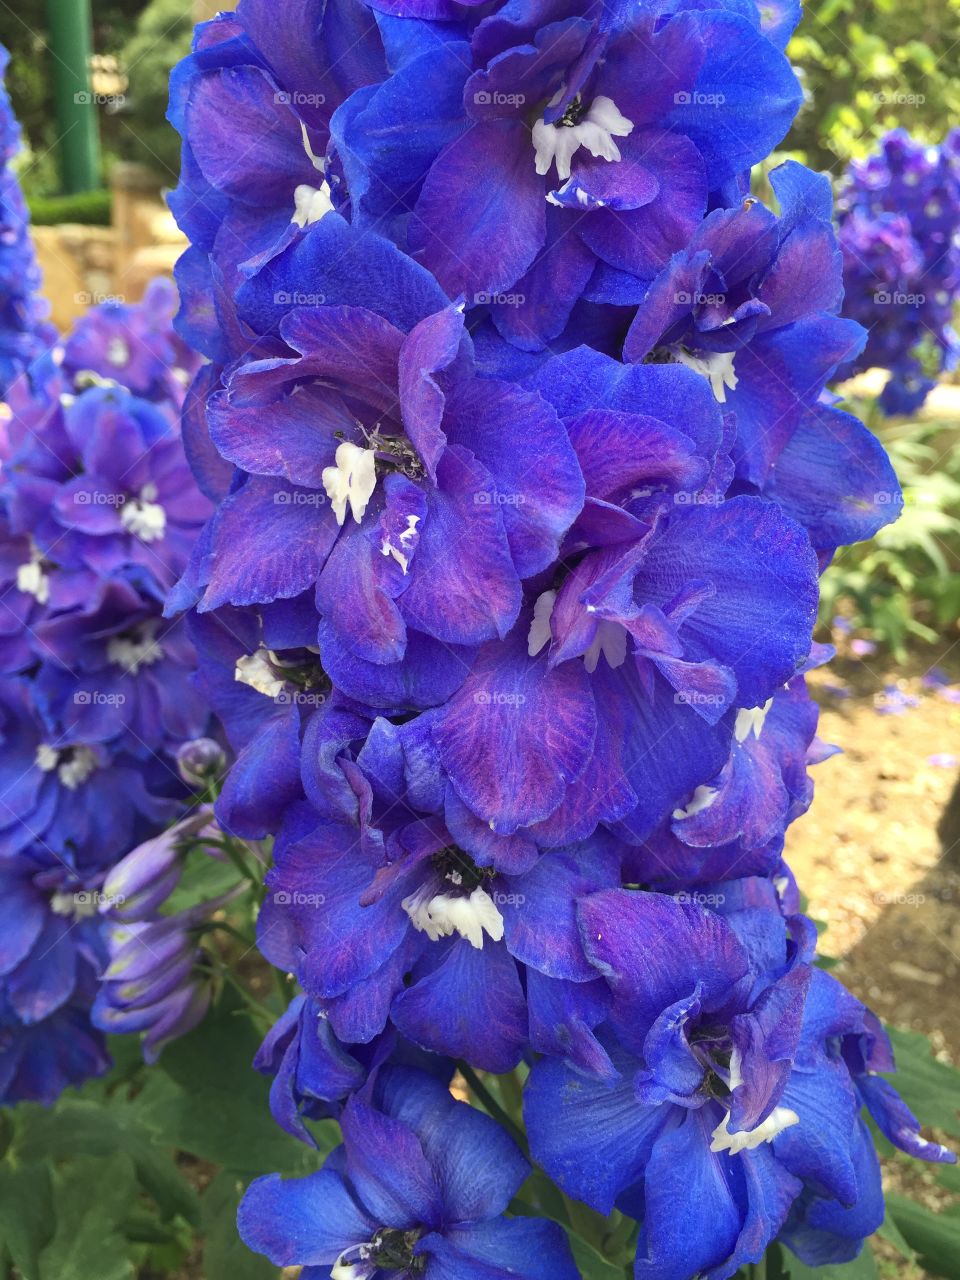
[0, 1161, 54, 1280]
[11, 1096, 200, 1226]
[201, 1172, 276, 1280]
[886, 1194, 960, 1278]
[39, 1154, 137, 1280]
[139, 991, 322, 1174]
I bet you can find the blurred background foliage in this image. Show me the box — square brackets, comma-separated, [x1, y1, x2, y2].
[0, 0, 190, 201]
[785, 0, 960, 170]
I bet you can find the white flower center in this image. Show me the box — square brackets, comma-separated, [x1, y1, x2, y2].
[527, 589, 557, 656]
[107, 622, 163, 674]
[16, 554, 49, 604]
[528, 589, 628, 671]
[381, 514, 421, 574]
[332, 1245, 376, 1280]
[583, 617, 628, 673]
[292, 182, 333, 228]
[322, 441, 378, 527]
[36, 744, 98, 790]
[120, 483, 166, 543]
[673, 784, 719, 821]
[672, 349, 738, 404]
[35, 744, 59, 772]
[710, 1105, 800, 1155]
[50, 889, 99, 920]
[235, 649, 286, 698]
[107, 337, 130, 368]
[533, 95, 634, 183]
[402, 882, 505, 950]
[734, 698, 774, 744]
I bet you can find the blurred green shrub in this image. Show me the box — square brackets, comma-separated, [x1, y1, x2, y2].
[785, 0, 960, 169]
[820, 407, 960, 658]
[113, 0, 193, 185]
[27, 189, 112, 226]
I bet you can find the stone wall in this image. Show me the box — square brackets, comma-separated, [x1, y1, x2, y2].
[32, 162, 187, 331]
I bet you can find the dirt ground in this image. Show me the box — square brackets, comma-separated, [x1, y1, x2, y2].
[788, 646, 960, 1060]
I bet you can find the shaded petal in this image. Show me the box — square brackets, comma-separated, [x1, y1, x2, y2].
[434, 628, 596, 834]
[391, 940, 527, 1073]
[238, 1169, 376, 1267]
[411, 120, 546, 297]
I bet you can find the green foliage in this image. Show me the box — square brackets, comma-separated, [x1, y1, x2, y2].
[819, 410, 960, 658]
[0, 985, 329, 1280]
[113, 0, 194, 183]
[784, 0, 960, 169]
[26, 189, 113, 226]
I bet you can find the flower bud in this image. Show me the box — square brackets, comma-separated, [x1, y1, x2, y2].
[176, 737, 227, 785]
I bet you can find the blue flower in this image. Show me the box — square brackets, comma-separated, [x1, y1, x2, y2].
[59, 278, 200, 403]
[172, 215, 584, 684]
[838, 129, 960, 414]
[0, 676, 177, 866]
[239, 1065, 580, 1279]
[0, 45, 55, 394]
[525, 890, 953, 1278]
[254, 994, 448, 1146]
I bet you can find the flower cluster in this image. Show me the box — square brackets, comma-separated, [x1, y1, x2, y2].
[838, 128, 960, 414]
[165, 0, 953, 1275]
[0, 44, 55, 394]
[0, 283, 212, 1103]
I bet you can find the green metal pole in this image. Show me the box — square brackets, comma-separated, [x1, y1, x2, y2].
[46, 0, 102, 193]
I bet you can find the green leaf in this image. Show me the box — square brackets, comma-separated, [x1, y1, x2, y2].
[780, 1241, 879, 1279]
[0, 1161, 54, 1280]
[201, 1172, 276, 1280]
[885, 1027, 960, 1139]
[567, 1229, 629, 1280]
[139, 991, 323, 1174]
[38, 1154, 137, 1280]
[876, 1209, 916, 1261]
[11, 1096, 200, 1226]
[885, 1194, 960, 1278]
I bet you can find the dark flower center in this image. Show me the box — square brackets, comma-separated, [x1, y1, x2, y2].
[558, 94, 586, 127]
[432, 845, 496, 894]
[371, 1227, 425, 1272]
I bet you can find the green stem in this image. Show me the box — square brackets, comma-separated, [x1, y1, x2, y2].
[192, 919, 257, 950]
[197, 965, 276, 1028]
[457, 1063, 529, 1153]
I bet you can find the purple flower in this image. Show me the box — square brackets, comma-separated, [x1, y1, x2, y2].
[59, 278, 200, 404]
[838, 129, 960, 414]
[173, 216, 584, 680]
[0, 45, 55, 394]
[525, 890, 952, 1277]
[92, 812, 236, 1062]
[239, 1065, 579, 1279]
